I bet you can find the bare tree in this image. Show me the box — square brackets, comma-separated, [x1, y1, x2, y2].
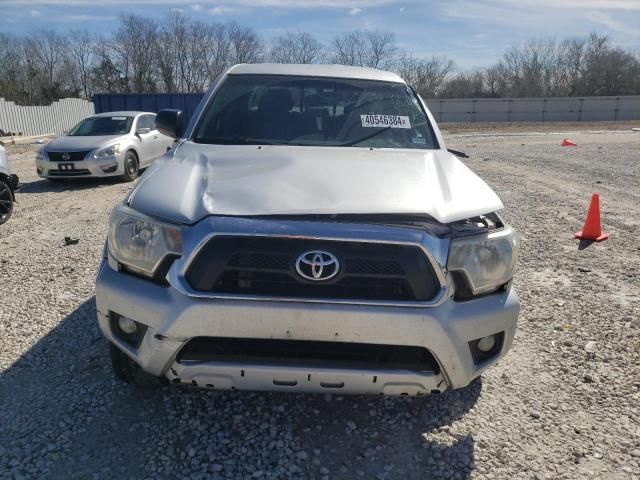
[578, 33, 640, 96]
[67, 29, 95, 99]
[156, 13, 181, 93]
[397, 54, 454, 98]
[24, 28, 67, 103]
[0, 34, 26, 102]
[111, 14, 159, 93]
[332, 31, 367, 67]
[270, 32, 323, 64]
[440, 71, 485, 98]
[332, 30, 396, 69]
[199, 22, 232, 84]
[484, 63, 508, 97]
[367, 31, 396, 70]
[228, 22, 262, 64]
[91, 39, 125, 94]
[3, 23, 640, 103]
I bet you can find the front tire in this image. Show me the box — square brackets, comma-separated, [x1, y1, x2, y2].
[121, 151, 139, 182]
[109, 343, 162, 388]
[0, 180, 13, 225]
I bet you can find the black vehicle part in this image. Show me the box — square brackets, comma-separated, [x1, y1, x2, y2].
[109, 342, 163, 388]
[122, 150, 139, 182]
[0, 179, 13, 225]
[47, 151, 91, 161]
[447, 148, 469, 158]
[468, 332, 505, 365]
[186, 236, 441, 302]
[156, 109, 184, 139]
[178, 337, 440, 373]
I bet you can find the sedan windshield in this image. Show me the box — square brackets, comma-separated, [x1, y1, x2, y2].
[193, 74, 438, 149]
[68, 116, 134, 136]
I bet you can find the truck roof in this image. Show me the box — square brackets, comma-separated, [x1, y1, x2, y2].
[227, 63, 405, 83]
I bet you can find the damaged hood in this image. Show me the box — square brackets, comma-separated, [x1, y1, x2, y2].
[128, 142, 503, 225]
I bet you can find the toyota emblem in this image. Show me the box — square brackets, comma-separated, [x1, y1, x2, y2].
[295, 250, 340, 281]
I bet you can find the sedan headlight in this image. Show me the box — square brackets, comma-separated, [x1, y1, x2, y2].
[448, 226, 519, 297]
[95, 144, 120, 158]
[36, 148, 46, 161]
[108, 203, 182, 279]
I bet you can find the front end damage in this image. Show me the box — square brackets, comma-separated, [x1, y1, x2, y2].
[96, 213, 520, 395]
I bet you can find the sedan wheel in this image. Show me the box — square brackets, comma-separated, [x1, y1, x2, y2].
[0, 180, 13, 225]
[122, 151, 139, 182]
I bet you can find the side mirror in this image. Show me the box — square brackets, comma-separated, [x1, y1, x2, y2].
[136, 127, 151, 135]
[156, 109, 184, 139]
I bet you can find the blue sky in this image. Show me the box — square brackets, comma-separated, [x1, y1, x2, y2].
[1, 0, 639, 70]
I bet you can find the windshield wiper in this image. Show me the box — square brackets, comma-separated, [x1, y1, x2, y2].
[337, 126, 392, 147]
[447, 148, 469, 158]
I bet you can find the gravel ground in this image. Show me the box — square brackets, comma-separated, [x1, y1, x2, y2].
[1, 128, 639, 479]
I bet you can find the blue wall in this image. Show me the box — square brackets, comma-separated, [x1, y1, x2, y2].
[92, 93, 206, 125]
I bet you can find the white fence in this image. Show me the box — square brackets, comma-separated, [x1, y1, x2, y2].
[0, 98, 95, 137]
[425, 95, 640, 123]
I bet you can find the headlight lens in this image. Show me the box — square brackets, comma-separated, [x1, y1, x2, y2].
[95, 144, 120, 158]
[448, 226, 519, 296]
[108, 204, 182, 278]
[36, 148, 46, 161]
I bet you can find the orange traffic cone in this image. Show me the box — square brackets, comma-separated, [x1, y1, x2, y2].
[562, 139, 577, 146]
[575, 193, 608, 242]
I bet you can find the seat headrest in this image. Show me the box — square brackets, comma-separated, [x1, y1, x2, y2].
[259, 88, 293, 113]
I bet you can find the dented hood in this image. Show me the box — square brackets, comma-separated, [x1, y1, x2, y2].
[128, 142, 503, 225]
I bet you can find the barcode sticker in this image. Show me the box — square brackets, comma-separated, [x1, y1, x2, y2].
[360, 115, 411, 129]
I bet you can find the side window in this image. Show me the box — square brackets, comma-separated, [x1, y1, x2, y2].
[135, 116, 146, 131]
[146, 114, 157, 130]
[137, 115, 154, 130]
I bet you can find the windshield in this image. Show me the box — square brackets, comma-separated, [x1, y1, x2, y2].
[68, 116, 134, 136]
[193, 74, 438, 149]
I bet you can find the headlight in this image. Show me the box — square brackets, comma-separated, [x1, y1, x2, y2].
[36, 148, 46, 161]
[447, 226, 519, 297]
[108, 204, 182, 279]
[95, 144, 120, 158]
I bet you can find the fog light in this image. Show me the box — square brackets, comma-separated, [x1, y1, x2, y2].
[477, 335, 496, 353]
[101, 163, 118, 173]
[117, 316, 138, 335]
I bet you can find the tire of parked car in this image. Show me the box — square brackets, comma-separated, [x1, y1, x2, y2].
[109, 342, 163, 388]
[0, 179, 14, 225]
[122, 150, 139, 182]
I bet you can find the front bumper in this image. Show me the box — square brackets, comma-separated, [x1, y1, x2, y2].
[36, 154, 124, 178]
[96, 258, 519, 395]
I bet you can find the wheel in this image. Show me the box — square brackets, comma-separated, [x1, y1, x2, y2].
[109, 342, 162, 388]
[121, 151, 139, 182]
[0, 180, 13, 225]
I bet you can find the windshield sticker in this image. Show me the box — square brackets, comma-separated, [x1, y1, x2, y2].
[412, 136, 426, 145]
[361, 115, 411, 129]
[111, 116, 127, 121]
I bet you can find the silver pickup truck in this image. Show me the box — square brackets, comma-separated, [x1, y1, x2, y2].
[96, 63, 520, 396]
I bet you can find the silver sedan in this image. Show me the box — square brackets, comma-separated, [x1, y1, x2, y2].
[35, 111, 174, 182]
